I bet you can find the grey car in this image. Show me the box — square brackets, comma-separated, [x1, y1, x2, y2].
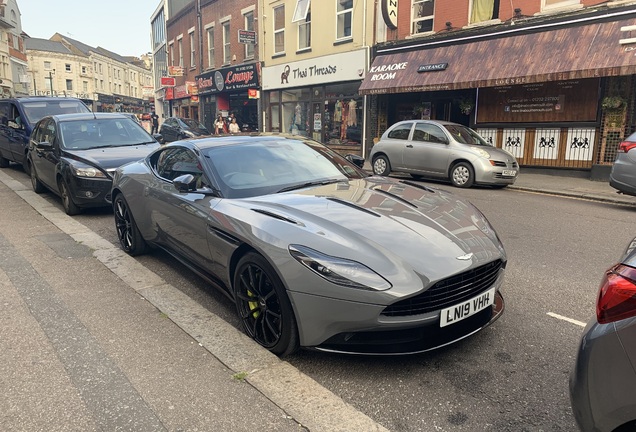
[112, 134, 507, 356]
[370, 120, 519, 188]
[570, 238, 636, 431]
[609, 131, 636, 196]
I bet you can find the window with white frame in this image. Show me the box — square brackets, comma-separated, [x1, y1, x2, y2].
[293, 0, 311, 50]
[190, 32, 196, 68]
[65, 63, 71, 72]
[244, 11, 255, 59]
[81, 65, 88, 74]
[44, 61, 51, 70]
[82, 81, 88, 92]
[470, 0, 499, 24]
[178, 39, 183, 67]
[336, 0, 352, 40]
[298, 9, 311, 50]
[411, 0, 434, 35]
[222, 21, 231, 64]
[273, 5, 285, 55]
[206, 27, 215, 68]
[66, 79, 72, 91]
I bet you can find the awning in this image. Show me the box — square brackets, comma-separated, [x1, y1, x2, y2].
[359, 16, 636, 95]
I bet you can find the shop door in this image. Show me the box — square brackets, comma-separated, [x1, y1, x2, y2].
[203, 103, 214, 133]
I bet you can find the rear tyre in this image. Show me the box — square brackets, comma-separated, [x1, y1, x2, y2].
[372, 155, 391, 176]
[58, 178, 81, 215]
[0, 155, 9, 168]
[233, 252, 299, 356]
[113, 194, 148, 256]
[450, 162, 475, 188]
[29, 160, 45, 194]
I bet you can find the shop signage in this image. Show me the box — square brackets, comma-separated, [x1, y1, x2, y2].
[168, 66, 184, 77]
[417, 63, 448, 73]
[262, 49, 366, 90]
[165, 88, 173, 100]
[173, 85, 188, 99]
[195, 62, 261, 95]
[238, 29, 256, 44]
[191, 95, 199, 103]
[381, 0, 398, 30]
[248, 88, 260, 99]
[160, 76, 176, 87]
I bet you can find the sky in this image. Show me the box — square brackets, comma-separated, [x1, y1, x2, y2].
[19, 0, 159, 57]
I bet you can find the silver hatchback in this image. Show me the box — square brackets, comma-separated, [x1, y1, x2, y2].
[370, 120, 519, 188]
[609, 131, 636, 196]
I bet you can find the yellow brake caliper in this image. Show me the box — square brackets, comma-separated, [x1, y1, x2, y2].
[247, 290, 260, 318]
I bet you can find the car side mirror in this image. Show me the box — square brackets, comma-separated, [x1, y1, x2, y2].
[173, 174, 195, 192]
[345, 153, 365, 168]
[152, 133, 164, 144]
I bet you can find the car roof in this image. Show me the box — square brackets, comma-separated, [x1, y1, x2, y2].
[46, 112, 129, 122]
[394, 119, 458, 126]
[1, 96, 86, 103]
[164, 133, 310, 151]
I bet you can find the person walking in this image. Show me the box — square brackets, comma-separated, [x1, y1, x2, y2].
[150, 111, 159, 134]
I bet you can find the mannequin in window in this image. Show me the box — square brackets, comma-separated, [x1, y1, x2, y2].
[334, 100, 342, 123]
[294, 103, 302, 126]
[348, 99, 357, 127]
[340, 101, 349, 140]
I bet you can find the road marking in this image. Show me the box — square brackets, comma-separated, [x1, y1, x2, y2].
[547, 312, 587, 327]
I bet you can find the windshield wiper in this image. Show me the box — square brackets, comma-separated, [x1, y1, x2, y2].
[277, 178, 344, 193]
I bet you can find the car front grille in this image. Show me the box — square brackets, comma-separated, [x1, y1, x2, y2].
[492, 161, 519, 168]
[381, 259, 503, 317]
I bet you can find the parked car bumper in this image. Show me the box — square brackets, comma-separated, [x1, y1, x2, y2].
[570, 319, 636, 432]
[68, 176, 113, 207]
[472, 159, 519, 186]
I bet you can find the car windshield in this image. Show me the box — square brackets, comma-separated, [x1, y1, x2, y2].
[60, 118, 155, 150]
[180, 118, 207, 131]
[443, 124, 491, 146]
[202, 138, 368, 199]
[21, 101, 90, 126]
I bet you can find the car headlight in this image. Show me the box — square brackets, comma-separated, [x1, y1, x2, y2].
[471, 146, 491, 159]
[289, 244, 392, 291]
[72, 165, 107, 178]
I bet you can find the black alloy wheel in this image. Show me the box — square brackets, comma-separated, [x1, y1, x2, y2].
[113, 194, 148, 256]
[233, 252, 298, 356]
[58, 178, 81, 215]
[29, 160, 45, 194]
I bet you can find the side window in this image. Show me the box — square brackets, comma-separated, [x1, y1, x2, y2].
[0, 102, 10, 126]
[43, 120, 57, 145]
[412, 123, 449, 144]
[387, 123, 413, 140]
[156, 147, 208, 187]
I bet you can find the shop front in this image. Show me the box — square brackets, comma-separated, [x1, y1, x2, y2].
[360, 12, 636, 174]
[96, 93, 148, 115]
[167, 82, 198, 120]
[262, 49, 367, 156]
[195, 62, 261, 133]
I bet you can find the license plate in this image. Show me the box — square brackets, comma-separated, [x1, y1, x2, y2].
[440, 287, 496, 327]
[502, 170, 517, 177]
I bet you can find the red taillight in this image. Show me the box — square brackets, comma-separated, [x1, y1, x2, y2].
[597, 264, 636, 324]
[618, 141, 636, 153]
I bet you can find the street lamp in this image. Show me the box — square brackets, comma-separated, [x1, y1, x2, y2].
[48, 69, 55, 95]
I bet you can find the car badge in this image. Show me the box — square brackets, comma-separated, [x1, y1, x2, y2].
[456, 253, 474, 261]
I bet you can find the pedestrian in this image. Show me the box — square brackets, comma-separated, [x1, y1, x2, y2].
[150, 111, 159, 134]
[214, 115, 227, 135]
[229, 117, 240, 134]
[226, 113, 236, 130]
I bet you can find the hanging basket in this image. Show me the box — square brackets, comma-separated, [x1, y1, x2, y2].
[601, 96, 627, 112]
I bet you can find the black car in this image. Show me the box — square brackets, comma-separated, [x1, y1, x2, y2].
[159, 117, 210, 143]
[28, 113, 160, 215]
[0, 97, 90, 173]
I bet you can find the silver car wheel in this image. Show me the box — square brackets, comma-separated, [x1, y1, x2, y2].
[450, 162, 475, 188]
[373, 155, 390, 176]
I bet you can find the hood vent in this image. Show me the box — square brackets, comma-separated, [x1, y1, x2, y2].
[251, 208, 302, 225]
[399, 180, 436, 193]
[325, 197, 381, 217]
[371, 188, 419, 209]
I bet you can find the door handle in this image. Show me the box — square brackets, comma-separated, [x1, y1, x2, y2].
[406, 144, 413, 148]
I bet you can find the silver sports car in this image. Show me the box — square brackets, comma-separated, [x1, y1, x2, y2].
[112, 134, 506, 356]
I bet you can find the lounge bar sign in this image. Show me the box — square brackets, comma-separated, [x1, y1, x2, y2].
[381, 0, 398, 29]
[418, 63, 448, 73]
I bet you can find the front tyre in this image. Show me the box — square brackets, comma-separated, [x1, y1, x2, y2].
[113, 194, 148, 256]
[450, 162, 475, 188]
[58, 178, 81, 215]
[29, 160, 45, 194]
[372, 155, 391, 176]
[233, 252, 299, 356]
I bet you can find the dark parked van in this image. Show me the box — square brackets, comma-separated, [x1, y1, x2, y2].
[0, 97, 90, 173]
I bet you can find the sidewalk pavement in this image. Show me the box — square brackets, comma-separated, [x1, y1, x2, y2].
[0, 168, 633, 432]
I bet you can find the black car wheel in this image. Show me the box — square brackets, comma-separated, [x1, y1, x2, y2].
[372, 155, 391, 176]
[113, 194, 148, 256]
[0, 154, 9, 168]
[450, 162, 475, 188]
[58, 178, 81, 215]
[29, 160, 45, 194]
[233, 252, 299, 356]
